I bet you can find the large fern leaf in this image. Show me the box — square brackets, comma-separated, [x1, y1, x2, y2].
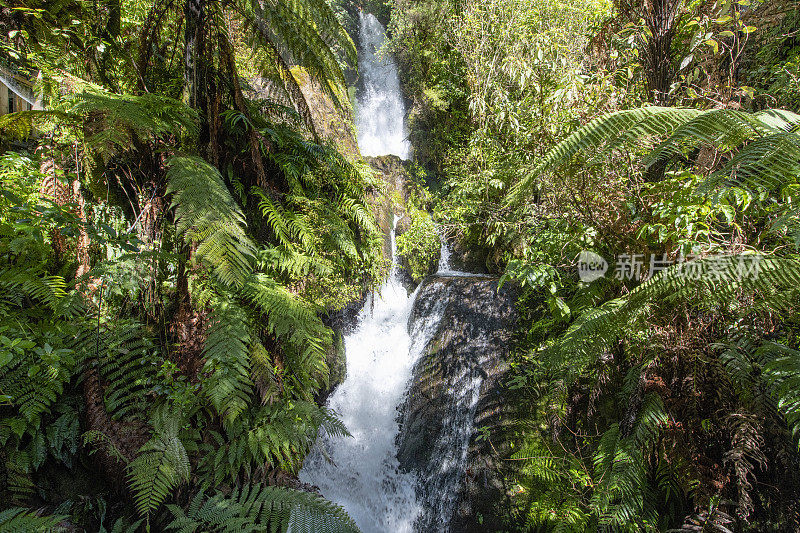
[166, 483, 360, 533]
[127, 407, 191, 518]
[202, 297, 254, 424]
[167, 156, 257, 288]
[0, 507, 66, 532]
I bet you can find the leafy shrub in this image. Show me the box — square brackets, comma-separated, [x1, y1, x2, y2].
[395, 206, 440, 282]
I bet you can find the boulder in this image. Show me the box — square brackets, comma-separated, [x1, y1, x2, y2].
[396, 275, 519, 531]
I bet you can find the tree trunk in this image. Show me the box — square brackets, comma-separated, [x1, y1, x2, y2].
[183, 0, 207, 110]
[643, 0, 679, 105]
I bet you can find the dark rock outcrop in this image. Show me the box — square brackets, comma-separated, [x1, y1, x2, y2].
[446, 239, 491, 275]
[314, 331, 348, 405]
[396, 275, 519, 532]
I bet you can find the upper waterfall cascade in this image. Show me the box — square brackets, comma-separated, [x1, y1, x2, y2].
[355, 12, 410, 159]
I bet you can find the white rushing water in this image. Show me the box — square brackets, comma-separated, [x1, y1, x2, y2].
[299, 219, 441, 532]
[355, 12, 410, 159]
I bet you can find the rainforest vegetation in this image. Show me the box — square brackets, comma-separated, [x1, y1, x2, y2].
[0, 0, 799, 531]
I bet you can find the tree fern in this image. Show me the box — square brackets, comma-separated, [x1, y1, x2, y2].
[69, 90, 198, 158]
[507, 107, 698, 202]
[0, 90, 197, 150]
[166, 483, 360, 533]
[239, 0, 355, 120]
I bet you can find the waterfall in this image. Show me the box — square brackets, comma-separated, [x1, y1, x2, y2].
[354, 12, 410, 159]
[298, 13, 499, 532]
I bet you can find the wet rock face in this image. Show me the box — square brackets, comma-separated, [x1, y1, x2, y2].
[365, 155, 412, 260]
[447, 240, 491, 275]
[365, 155, 414, 203]
[396, 275, 518, 532]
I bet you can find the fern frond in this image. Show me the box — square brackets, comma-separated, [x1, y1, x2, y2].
[238, 0, 354, 135]
[167, 156, 256, 288]
[72, 320, 159, 421]
[257, 246, 334, 279]
[761, 342, 800, 446]
[642, 109, 782, 166]
[509, 106, 800, 211]
[549, 255, 800, 384]
[198, 401, 347, 484]
[0, 507, 66, 532]
[508, 107, 702, 203]
[255, 188, 315, 252]
[0, 267, 67, 312]
[70, 90, 198, 157]
[127, 406, 191, 518]
[591, 395, 666, 530]
[166, 483, 360, 533]
[700, 131, 800, 194]
[246, 401, 348, 472]
[241, 274, 332, 378]
[0, 330, 75, 425]
[202, 297, 254, 423]
[337, 196, 378, 236]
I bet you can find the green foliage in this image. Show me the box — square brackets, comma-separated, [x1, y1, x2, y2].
[201, 297, 255, 423]
[510, 106, 800, 202]
[0, 0, 385, 530]
[166, 483, 360, 533]
[198, 401, 348, 485]
[237, 0, 357, 116]
[742, 7, 800, 110]
[391, 0, 618, 270]
[167, 156, 257, 289]
[395, 207, 440, 282]
[507, 105, 800, 529]
[0, 507, 66, 532]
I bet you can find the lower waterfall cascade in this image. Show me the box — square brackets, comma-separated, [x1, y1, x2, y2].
[298, 220, 433, 532]
[299, 225, 511, 531]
